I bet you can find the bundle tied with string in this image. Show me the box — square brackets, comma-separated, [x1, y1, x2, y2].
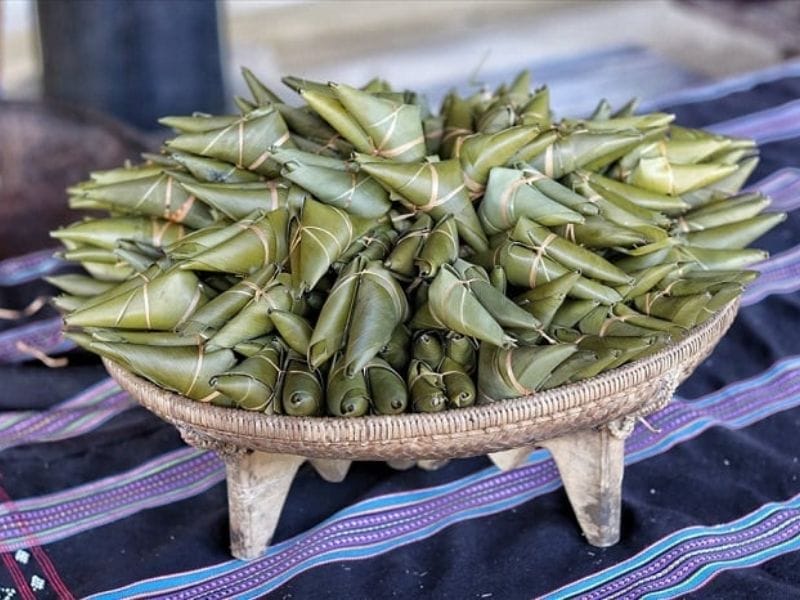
[45, 66, 782, 414]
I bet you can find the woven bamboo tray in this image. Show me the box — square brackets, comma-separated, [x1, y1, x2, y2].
[104, 299, 739, 559]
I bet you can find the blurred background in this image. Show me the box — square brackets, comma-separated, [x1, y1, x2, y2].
[1, 0, 799, 254]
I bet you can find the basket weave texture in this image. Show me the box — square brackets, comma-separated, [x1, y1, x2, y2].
[105, 300, 739, 461]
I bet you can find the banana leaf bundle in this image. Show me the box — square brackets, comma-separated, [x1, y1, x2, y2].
[51, 67, 783, 417]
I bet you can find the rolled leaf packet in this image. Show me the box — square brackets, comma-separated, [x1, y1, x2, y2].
[515, 271, 581, 330]
[379, 323, 412, 373]
[627, 156, 738, 195]
[590, 98, 613, 121]
[477, 342, 578, 403]
[657, 269, 758, 296]
[279, 157, 392, 219]
[407, 359, 447, 413]
[52, 294, 87, 313]
[207, 279, 294, 349]
[159, 113, 239, 133]
[269, 309, 312, 356]
[86, 328, 205, 347]
[574, 169, 688, 214]
[292, 198, 373, 293]
[478, 167, 585, 234]
[476, 102, 515, 135]
[384, 213, 432, 278]
[179, 208, 289, 275]
[334, 225, 397, 271]
[681, 156, 759, 209]
[91, 341, 235, 402]
[299, 88, 374, 154]
[427, 264, 515, 347]
[681, 213, 786, 250]
[330, 82, 427, 162]
[357, 157, 489, 252]
[45, 274, 116, 297]
[413, 331, 444, 367]
[281, 354, 324, 416]
[165, 107, 296, 177]
[344, 260, 410, 375]
[178, 264, 277, 337]
[416, 215, 458, 278]
[518, 85, 551, 128]
[114, 240, 164, 273]
[540, 350, 601, 389]
[562, 113, 674, 133]
[440, 91, 474, 159]
[479, 238, 622, 304]
[169, 151, 263, 184]
[364, 357, 409, 415]
[615, 263, 677, 300]
[453, 125, 540, 197]
[577, 304, 676, 337]
[510, 217, 632, 285]
[451, 258, 541, 332]
[327, 355, 370, 417]
[439, 356, 476, 408]
[274, 104, 354, 156]
[555, 216, 648, 248]
[64, 268, 208, 330]
[240, 66, 283, 106]
[444, 332, 477, 373]
[550, 298, 601, 329]
[634, 291, 712, 328]
[51, 217, 187, 251]
[180, 179, 306, 221]
[211, 340, 283, 412]
[674, 192, 769, 232]
[71, 170, 215, 229]
[527, 129, 646, 178]
[671, 246, 768, 271]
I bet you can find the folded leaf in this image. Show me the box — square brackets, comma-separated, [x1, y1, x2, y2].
[211, 340, 283, 411]
[281, 355, 323, 416]
[416, 215, 459, 278]
[327, 355, 370, 417]
[365, 357, 408, 415]
[407, 359, 447, 413]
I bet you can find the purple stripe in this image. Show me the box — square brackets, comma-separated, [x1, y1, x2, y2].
[0, 317, 74, 364]
[743, 245, 800, 305]
[709, 99, 800, 143]
[750, 167, 800, 212]
[0, 248, 62, 286]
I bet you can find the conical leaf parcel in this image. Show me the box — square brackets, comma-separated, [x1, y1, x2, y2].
[180, 179, 305, 221]
[384, 213, 432, 277]
[514, 272, 581, 330]
[440, 91, 474, 158]
[241, 66, 283, 106]
[166, 107, 295, 177]
[576, 169, 689, 214]
[95, 342, 235, 401]
[364, 357, 408, 415]
[408, 359, 447, 413]
[518, 86, 550, 128]
[51, 217, 187, 250]
[428, 264, 515, 348]
[169, 151, 263, 184]
[439, 356, 476, 408]
[45, 273, 116, 298]
[358, 157, 488, 252]
[629, 156, 738, 195]
[344, 261, 410, 375]
[269, 309, 312, 356]
[416, 215, 458, 278]
[676, 192, 769, 232]
[334, 225, 397, 270]
[180, 208, 289, 274]
[159, 114, 239, 133]
[281, 160, 391, 219]
[327, 355, 370, 417]
[413, 331, 445, 367]
[478, 167, 584, 234]
[65, 268, 208, 331]
[300, 88, 374, 154]
[281, 355, 323, 416]
[211, 341, 283, 411]
[682, 213, 786, 250]
[528, 129, 645, 178]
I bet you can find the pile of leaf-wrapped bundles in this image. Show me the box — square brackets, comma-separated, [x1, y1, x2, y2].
[49, 68, 784, 415]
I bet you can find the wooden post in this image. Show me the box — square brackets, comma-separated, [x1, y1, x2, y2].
[540, 425, 628, 547]
[309, 458, 352, 483]
[488, 446, 534, 471]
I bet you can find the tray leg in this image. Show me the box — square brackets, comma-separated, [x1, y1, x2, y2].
[417, 459, 450, 471]
[540, 425, 627, 547]
[488, 446, 534, 471]
[309, 458, 352, 482]
[225, 451, 305, 559]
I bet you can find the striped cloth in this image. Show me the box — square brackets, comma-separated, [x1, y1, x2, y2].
[1, 46, 800, 599]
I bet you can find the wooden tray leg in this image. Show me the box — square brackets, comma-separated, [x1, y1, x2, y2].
[225, 451, 305, 559]
[488, 446, 534, 471]
[539, 424, 629, 547]
[309, 458, 352, 483]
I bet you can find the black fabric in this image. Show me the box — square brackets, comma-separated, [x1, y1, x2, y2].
[0, 73, 798, 600]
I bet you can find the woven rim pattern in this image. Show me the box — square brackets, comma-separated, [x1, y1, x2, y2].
[106, 300, 739, 460]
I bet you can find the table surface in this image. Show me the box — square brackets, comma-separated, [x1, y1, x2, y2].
[1, 46, 800, 599]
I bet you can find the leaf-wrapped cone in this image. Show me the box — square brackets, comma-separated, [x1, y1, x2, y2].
[407, 359, 447, 413]
[615, 263, 676, 299]
[269, 309, 312, 356]
[454, 126, 540, 197]
[159, 114, 239, 133]
[281, 355, 323, 416]
[515, 272, 581, 330]
[93, 342, 235, 401]
[416, 215, 458, 278]
[45, 274, 116, 297]
[551, 298, 601, 329]
[518, 86, 550, 128]
[51, 217, 187, 250]
[440, 92, 474, 158]
[511, 130, 559, 163]
[413, 331, 444, 367]
[673, 246, 768, 271]
[274, 105, 354, 156]
[577, 305, 674, 337]
[65, 268, 208, 330]
[634, 291, 711, 328]
[562, 113, 674, 132]
[428, 264, 515, 347]
[528, 129, 645, 178]
[308, 257, 362, 368]
[170, 151, 262, 184]
[590, 99, 613, 121]
[438, 356, 476, 408]
[510, 218, 631, 285]
[281, 160, 390, 219]
[575, 170, 688, 214]
[75, 171, 215, 229]
[86, 328, 205, 346]
[180, 208, 289, 274]
[166, 108, 295, 177]
[332, 83, 426, 162]
[703, 283, 743, 313]
[334, 224, 397, 270]
[478, 342, 578, 403]
[556, 217, 648, 248]
[659, 269, 758, 296]
[541, 350, 601, 389]
[207, 281, 293, 349]
[357, 158, 488, 252]
[482, 239, 622, 304]
[478, 167, 585, 234]
[180, 180, 305, 221]
[300, 89, 374, 154]
[364, 358, 408, 415]
[452, 259, 542, 332]
[52, 294, 86, 313]
[682, 213, 786, 250]
[444, 333, 476, 373]
[675, 193, 769, 232]
[211, 341, 283, 411]
[613, 303, 685, 334]
[681, 156, 759, 208]
[241, 66, 283, 105]
[628, 157, 738, 195]
[344, 261, 409, 375]
[379, 324, 411, 373]
[60, 246, 121, 265]
[293, 198, 373, 292]
[269, 147, 351, 171]
[384, 213, 432, 277]
[327, 356, 370, 417]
